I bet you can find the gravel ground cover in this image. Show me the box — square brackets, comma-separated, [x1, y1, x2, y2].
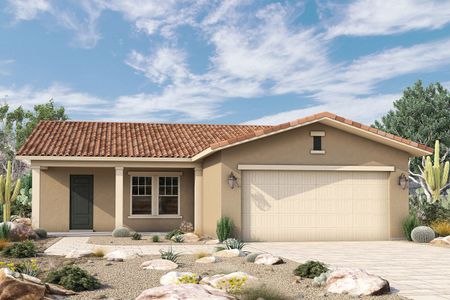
[88, 236, 209, 245]
[67, 254, 406, 300]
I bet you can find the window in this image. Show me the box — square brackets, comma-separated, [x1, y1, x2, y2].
[313, 136, 322, 151]
[131, 176, 152, 215]
[158, 176, 179, 215]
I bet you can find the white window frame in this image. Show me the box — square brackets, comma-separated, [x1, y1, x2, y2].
[128, 172, 182, 219]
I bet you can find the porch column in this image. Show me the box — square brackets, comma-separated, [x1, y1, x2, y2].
[115, 167, 124, 228]
[31, 166, 41, 228]
[194, 167, 203, 234]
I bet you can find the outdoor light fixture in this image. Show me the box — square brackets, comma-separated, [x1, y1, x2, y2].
[228, 172, 238, 189]
[398, 173, 408, 190]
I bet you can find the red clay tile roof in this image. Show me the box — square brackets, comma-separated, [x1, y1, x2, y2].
[18, 112, 432, 158]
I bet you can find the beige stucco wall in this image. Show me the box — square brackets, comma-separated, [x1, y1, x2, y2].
[201, 153, 223, 236]
[123, 168, 194, 232]
[40, 167, 115, 232]
[202, 122, 410, 240]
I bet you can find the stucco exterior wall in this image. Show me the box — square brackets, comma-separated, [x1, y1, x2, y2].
[123, 168, 194, 232]
[201, 153, 223, 237]
[40, 167, 115, 231]
[212, 122, 410, 239]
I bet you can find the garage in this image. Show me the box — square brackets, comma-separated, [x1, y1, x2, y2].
[241, 169, 390, 242]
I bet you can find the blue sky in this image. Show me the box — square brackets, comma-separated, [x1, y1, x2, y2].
[1, 0, 450, 125]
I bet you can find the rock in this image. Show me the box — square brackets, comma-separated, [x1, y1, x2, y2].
[14, 218, 32, 226]
[104, 262, 113, 266]
[160, 271, 200, 285]
[104, 250, 139, 261]
[0, 267, 77, 298]
[65, 249, 93, 259]
[431, 236, 450, 245]
[326, 268, 390, 296]
[2, 221, 38, 241]
[135, 284, 235, 300]
[200, 272, 257, 292]
[196, 256, 216, 264]
[182, 232, 200, 243]
[63, 260, 75, 266]
[141, 259, 178, 270]
[213, 249, 241, 258]
[205, 239, 220, 245]
[254, 253, 283, 265]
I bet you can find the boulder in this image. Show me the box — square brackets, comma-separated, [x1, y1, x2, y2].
[0, 267, 76, 299]
[181, 233, 200, 243]
[160, 271, 200, 285]
[213, 249, 241, 258]
[2, 221, 38, 241]
[65, 249, 94, 259]
[254, 254, 283, 265]
[196, 256, 216, 264]
[200, 272, 257, 292]
[326, 268, 390, 296]
[141, 259, 178, 270]
[105, 249, 139, 261]
[205, 239, 220, 245]
[431, 236, 450, 245]
[135, 284, 235, 300]
[14, 218, 32, 226]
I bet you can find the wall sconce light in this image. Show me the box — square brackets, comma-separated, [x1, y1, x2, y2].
[398, 173, 408, 190]
[228, 172, 238, 189]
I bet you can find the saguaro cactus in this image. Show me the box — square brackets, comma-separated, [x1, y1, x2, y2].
[0, 161, 21, 222]
[423, 140, 450, 202]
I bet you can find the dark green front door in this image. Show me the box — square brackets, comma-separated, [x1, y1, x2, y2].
[70, 175, 93, 230]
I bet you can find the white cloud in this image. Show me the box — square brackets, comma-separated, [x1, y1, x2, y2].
[326, 0, 450, 38]
[6, 0, 51, 21]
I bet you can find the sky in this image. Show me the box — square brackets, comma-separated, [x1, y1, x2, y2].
[1, 0, 450, 125]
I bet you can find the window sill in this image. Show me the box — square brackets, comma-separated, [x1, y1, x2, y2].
[128, 215, 182, 219]
[310, 150, 326, 155]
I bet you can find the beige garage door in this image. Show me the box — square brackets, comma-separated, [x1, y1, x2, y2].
[242, 170, 389, 241]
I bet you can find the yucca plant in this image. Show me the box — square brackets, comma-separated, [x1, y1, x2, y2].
[216, 217, 233, 242]
[0, 223, 11, 240]
[0, 161, 22, 222]
[402, 214, 420, 241]
[225, 238, 245, 250]
[159, 246, 181, 263]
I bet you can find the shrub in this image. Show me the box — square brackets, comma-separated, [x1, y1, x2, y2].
[216, 217, 233, 242]
[431, 220, 450, 237]
[173, 234, 184, 243]
[179, 221, 194, 232]
[131, 232, 142, 240]
[92, 248, 105, 257]
[34, 228, 47, 239]
[245, 252, 263, 263]
[166, 229, 183, 240]
[112, 227, 130, 237]
[403, 214, 420, 241]
[411, 226, 435, 243]
[3, 240, 37, 258]
[293, 261, 329, 279]
[233, 285, 286, 300]
[46, 265, 100, 292]
[225, 238, 245, 250]
[0, 223, 11, 240]
[152, 235, 160, 242]
[194, 251, 210, 259]
[159, 247, 181, 263]
[16, 259, 40, 276]
[216, 274, 248, 293]
[177, 273, 200, 284]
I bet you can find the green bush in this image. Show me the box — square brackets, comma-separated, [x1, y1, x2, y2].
[173, 234, 184, 243]
[0, 223, 11, 240]
[245, 252, 263, 263]
[225, 238, 245, 250]
[402, 214, 420, 241]
[159, 246, 181, 263]
[293, 261, 329, 279]
[34, 228, 47, 239]
[131, 232, 142, 240]
[112, 227, 130, 237]
[46, 265, 100, 292]
[233, 285, 287, 300]
[152, 235, 160, 242]
[165, 229, 183, 240]
[16, 259, 40, 276]
[3, 240, 37, 258]
[216, 217, 233, 242]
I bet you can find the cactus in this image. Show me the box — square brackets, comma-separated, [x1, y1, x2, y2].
[411, 226, 435, 243]
[0, 161, 21, 222]
[423, 140, 450, 202]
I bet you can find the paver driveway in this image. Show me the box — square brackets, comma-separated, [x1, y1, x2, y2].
[247, 241, 450, 300]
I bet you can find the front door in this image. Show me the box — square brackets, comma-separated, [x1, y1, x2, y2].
[70, 175, 93, 230]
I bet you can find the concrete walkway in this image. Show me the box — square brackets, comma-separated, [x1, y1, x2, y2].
[46, 238, 450, 300]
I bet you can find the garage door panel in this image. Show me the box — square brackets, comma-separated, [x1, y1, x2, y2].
[242, 170, 389, 241]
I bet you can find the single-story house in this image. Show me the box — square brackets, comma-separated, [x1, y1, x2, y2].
[17, 112, 432, 241]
